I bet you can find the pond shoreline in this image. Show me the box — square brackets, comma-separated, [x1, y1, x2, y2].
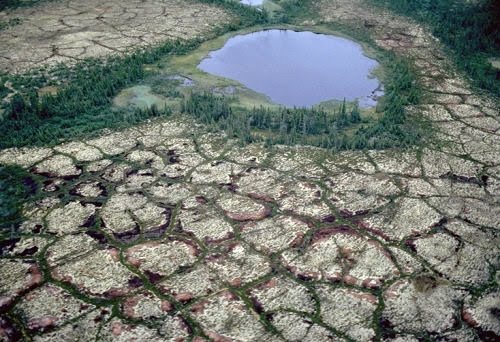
[197, 29, 383, 108]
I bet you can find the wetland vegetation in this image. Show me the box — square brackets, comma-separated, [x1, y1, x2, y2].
[0, 0, 267, 148]
[1, 0, 425, 151]
[0, 1, 499, 340]
[184, 49, 424, 150]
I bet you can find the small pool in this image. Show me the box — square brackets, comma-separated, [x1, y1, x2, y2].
[239, 0, 264, 6]
[198, 29, 383, 108]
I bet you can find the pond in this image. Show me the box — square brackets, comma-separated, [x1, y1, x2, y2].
[198, 29, 383, 108]
[239, 0, 264, 6]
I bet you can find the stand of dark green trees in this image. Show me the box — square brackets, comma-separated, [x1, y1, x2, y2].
[0, 0, 46, 11]
[182, 93, 362, 148]
[0, 0, 269, 230]
[182, 52, 425, 151]
[1, 37, 425, 151]
[371, 0, 500, 97]
[0, 40, 195, 148]
[0, 0, 427, 151]
[0, 0, 431, 230]
[0, 1, 268, 148]
[0, 165, 32, 229]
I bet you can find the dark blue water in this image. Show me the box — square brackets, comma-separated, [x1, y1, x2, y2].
[198, 30, 383, 107]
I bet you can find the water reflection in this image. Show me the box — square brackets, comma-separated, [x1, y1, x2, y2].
[198, 29, 383, 107]
[239, 0, 264, 6]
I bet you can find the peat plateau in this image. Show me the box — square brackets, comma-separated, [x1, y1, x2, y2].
[113, 24, 425, 151]
[1, 0, 499, 340]
[0, 3, 425, 154]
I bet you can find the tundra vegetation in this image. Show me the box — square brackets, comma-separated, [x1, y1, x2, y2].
[0, 0, 424, 151]
[371, 0, 500, 96]
[0, 1, 498, 340]
[0, 0, 49, 11]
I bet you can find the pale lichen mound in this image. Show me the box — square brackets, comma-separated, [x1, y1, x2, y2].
[0, 0, 233, 73]
[0, 0, 499, 340]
